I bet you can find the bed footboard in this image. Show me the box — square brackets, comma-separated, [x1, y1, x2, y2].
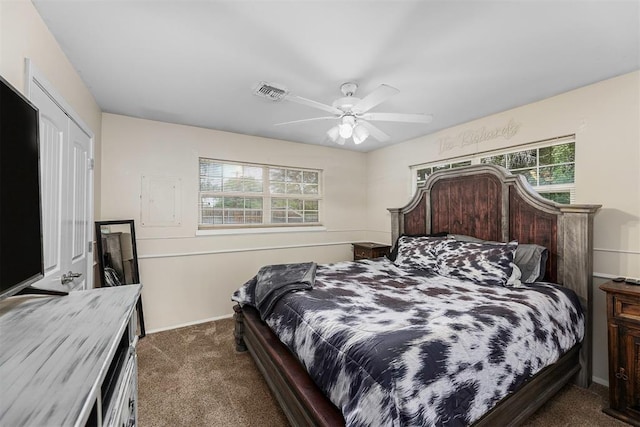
[235, 304, 345, 427]
[233, 304, 247, 352]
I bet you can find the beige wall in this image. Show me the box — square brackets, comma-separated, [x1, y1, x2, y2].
[0, 0, 103, 216]
[101, 114, 368, 331]
[365, 71, 640, 385]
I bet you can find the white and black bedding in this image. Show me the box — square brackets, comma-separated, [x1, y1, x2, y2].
[233, 256, 584, 427]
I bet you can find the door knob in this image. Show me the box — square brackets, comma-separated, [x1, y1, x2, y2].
[61, 271, 82, 284]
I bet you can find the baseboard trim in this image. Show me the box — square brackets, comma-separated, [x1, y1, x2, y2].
[593, 272, 620, 280]
[594, 247, 640, 255]
[146, 313, 234, 334]
[592, 375, 609, 387]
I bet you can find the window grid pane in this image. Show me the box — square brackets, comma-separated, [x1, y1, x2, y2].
[507, 149, 537, 170]
[199, 159, 321, 227]
[539, 164, 574, 186]
[416, 160, 471, 185]
[539, 191, 571, 204]
[270, 197, 320, 224]
[417, 168, 431, 183]
[269, 167, 318, 196]
[451, 160, 472, 168]
[481, 155, 506, 167]
[539, 143, 575, 166]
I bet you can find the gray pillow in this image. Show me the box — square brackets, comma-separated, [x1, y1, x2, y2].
[515, 244, 549, 283]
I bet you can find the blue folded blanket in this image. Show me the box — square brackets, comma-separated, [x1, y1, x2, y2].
[254, 262, 316, 320]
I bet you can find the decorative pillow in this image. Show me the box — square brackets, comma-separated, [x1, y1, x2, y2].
[515, 244, 549, 283]
[435, 240, 518, 287]
[447, 234, 549, 284]
[387, 231, 448, 261]
[393, 235, 447, 271]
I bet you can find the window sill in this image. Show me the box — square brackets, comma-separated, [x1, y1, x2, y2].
[195, 225, 327, 236]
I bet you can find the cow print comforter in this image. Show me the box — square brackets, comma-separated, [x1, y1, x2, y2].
[232, 258, 584, 426]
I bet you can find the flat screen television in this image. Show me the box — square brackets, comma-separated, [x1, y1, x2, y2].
[0, 75, 44, 300]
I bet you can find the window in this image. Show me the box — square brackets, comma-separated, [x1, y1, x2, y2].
[199, 159, 321, 228]
[416, 160, 472, 186]
[412, 137, 576, 203]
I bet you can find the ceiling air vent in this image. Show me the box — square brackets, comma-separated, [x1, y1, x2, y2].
[253, 81, 289, 101]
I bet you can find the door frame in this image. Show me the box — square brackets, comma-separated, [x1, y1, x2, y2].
[24, 58, 95, 289]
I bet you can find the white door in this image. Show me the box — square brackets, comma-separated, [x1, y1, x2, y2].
[29, 81, 92, 293]
[67, 120, 92, 291]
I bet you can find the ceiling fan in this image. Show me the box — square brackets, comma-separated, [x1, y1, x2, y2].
[272, 82, 433, 145]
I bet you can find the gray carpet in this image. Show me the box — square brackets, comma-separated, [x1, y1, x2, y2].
[138, 318, 624, 426]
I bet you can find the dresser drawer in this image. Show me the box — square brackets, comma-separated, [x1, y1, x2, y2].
[103, 350, 137, 427]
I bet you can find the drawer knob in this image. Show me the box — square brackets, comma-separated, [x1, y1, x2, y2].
[616, 367, 629, 381]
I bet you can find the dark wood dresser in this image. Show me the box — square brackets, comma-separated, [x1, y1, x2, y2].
[601, 280, 640, 426]
[352, 242, 391, 261]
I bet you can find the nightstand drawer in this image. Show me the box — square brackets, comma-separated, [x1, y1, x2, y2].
[352, 243, 391, 261]
[354, 248, 372, 259]
[614, 294, 640, 323]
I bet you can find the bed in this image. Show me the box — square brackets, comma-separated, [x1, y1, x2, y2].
[232, 164, 601, 426]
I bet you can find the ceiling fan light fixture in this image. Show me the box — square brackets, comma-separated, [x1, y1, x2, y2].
[352, 124, 369, 145]
[338, 123, 353, 139]
[339, 115, 355, 139]
[326, 125, 340, 142]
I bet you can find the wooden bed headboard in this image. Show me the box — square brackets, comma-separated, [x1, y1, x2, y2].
[389, 164, 600, 386]
[389, 165, 600, 297]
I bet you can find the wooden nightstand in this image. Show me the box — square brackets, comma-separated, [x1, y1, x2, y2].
[352, 242, 391, 261]
[601, 280, 640, 426]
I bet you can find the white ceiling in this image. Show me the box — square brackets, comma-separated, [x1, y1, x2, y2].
[32, 0, 639, 152]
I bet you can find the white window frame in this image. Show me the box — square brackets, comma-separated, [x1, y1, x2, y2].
[198, 158, 323, 230]
[411, 136, 576, 203]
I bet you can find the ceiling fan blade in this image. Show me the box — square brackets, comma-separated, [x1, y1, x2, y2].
[352, 84, 399, 114]
[361, 112, 433, 124]
[275, 116, 337, 126]
[359, 121, 390, 143]
[285, 95, 343, 115]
